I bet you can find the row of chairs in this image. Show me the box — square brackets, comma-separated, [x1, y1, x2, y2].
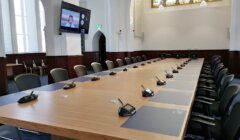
[23, 59, 47, 76]
[11, 55, 148, 92]
[185, 55, 240, 140]
[0, 55, 148, 139]
[51, 55, 148, 83]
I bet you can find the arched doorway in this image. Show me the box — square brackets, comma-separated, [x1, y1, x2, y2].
[92, 31, 107, 68]
[99, 33, 106, 68]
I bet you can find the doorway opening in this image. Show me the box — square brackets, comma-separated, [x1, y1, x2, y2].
[99, 33, 106, 68]
[92, 31, 107, 69]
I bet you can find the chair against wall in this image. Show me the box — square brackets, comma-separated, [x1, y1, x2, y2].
[131, 57, 138, 63]
[142, 55, 147, 61]
[136, 56, 142, 62]
[32, 60, 42, 75]
[105, 60, 114, 70]
[23, 61, 32, 73]
[14, 73, 41, 91]
[116, 59, 125, 67]
[74, 65, 87, 77]
[91, 62, 103, 73]
[50, 68, 69, 83]
[124, 57, 132, 65]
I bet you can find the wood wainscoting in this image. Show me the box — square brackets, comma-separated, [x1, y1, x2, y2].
[47, 55, 83, 83]
[0, 49, 234, 94]
[0, 57, 8, 96]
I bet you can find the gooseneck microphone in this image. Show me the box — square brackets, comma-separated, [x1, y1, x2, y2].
[156, 76, 166, 86]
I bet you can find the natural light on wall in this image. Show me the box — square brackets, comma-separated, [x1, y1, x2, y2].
[0, 0, 46, 54]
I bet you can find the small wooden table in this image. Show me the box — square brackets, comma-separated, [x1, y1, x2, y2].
[6, 63, 23, 77]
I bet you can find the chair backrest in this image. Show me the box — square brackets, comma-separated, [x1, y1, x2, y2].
[219, 85, 240, 118]
[218, 74, 235, 99]
[14, 74, 41, 91]
[74, 65, 87, 77]
[223, 102, 240, 140]
[142, 55, 147, 61]
[136, 56, 142, 62]
[213, 63, 224, 78]
[105, 60, 114, 70]
[116, 59, 124, 67]
[91, 62, 102, 73]
[131, 57, 138, 63]
[24, 60, 33, 67]
[34, 59, 42, 66]
[125, 57, 132, 65]
[216, 68, 228, 89]
[50, 68, 69, 83]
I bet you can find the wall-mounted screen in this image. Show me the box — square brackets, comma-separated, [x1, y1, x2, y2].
[60, 1, 91, 34]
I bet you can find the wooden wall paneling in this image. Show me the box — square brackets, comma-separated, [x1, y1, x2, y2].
[0, 57, 8, 95]
[229, 51, 240, 77]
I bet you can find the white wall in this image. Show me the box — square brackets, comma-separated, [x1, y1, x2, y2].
[0, 0, 6, 57]
[42, 0, 143, 56]
[143, 0, 231, 50]
[42, 0, 82, 56]
[230, 0, 240, 51]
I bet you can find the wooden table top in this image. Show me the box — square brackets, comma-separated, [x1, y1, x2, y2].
[0, 58, 204, 140]
[6, 63, 23, 67]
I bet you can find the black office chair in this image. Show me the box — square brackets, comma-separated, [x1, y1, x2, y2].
[136, 56, 142, 62]
[116, 59, 125, 67]
[14, 74, 41, 91]
[131, 57, 138, 63]
[196, 74, 235, 100]
[142, 55, 147, 61]
[91, 62, 103, 73]
[187, 101, 240, 140]
[50, 68, 69, 83]
[105, 60, 114, 70]
[74, 65, 87, 77]
[193, 85, 240, 119]
[198, 68, 228, 90]
[124, 57, 132, 65]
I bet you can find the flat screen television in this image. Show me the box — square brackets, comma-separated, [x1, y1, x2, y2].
[60, 2, 91, 34]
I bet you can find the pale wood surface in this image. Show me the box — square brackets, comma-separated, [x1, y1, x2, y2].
[6, 63, 23, 77]
[0, 58, 204, 140]
[6, 63, 23, 67]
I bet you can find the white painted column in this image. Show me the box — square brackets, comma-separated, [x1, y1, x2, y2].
[41, 0, 82, 56]
[230, 0, 240, 51]
[0, 0, 6, 57]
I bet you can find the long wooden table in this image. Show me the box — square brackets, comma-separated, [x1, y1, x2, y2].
[0, 58, 204, 140]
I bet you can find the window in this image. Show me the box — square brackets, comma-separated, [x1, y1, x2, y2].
[13, 0, 42, 53]
[39, 1, 46, 52]
[151, 0, 221, 8]
[1, 0, 13, 53]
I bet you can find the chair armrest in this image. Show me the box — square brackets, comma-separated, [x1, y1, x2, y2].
[198, 85, 215, 90]
[197, 88, 216, 93]
[196, 96, 215, 102]
[191, 117, 216, 126]
[18, 128, 40, 134]
[185, 134, 205, 140]
[194, 99, 213, 105]
[191, 112, 215, 120]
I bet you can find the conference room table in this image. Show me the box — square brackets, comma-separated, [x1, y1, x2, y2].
[0, 58, 204, 140]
